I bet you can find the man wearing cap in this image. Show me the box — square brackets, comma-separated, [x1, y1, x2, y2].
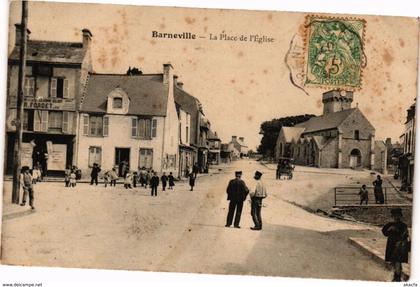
[225, 171, 249, 228]
[20, 166, 35, 210]
[250, 171, 268, 230]
[382, 208, 410, 281]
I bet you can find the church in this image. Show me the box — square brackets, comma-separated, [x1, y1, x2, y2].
[275, 90, 387, 172]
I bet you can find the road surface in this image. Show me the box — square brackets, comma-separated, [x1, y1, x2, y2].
[1, 159, 390, 281]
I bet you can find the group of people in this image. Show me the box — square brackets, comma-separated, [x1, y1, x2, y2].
[358, 175, 386, 205]
[64, 166, 79, 188]
[225, 170, 268, 231]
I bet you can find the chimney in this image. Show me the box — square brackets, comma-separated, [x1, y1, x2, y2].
[173, 75, 178, 86]
[232, 136, 237, 141]
[82, 28, 92, 49]
[163, 63, 174, 85]
[14, 23, 31, 46]
[177, 82, 184, 90]
[239, 137, 244, 143]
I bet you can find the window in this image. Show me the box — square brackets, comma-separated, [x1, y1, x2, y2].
[48, 111, 63, 132]
[113, 97, 123, 109]
[24, 77, 35, 97]
[186, 126, 189, 143]
[89, 116, 103, 136]
[50, 78, 69, 98]
[354, 130, 360, 140]
[23, 110, 34, 131]
[139, 148, 153, 169]
[88, 146, 102, 167]
[131, 117, 156, 139]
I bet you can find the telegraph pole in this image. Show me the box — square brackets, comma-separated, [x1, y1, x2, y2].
[12, 0, 29, 204]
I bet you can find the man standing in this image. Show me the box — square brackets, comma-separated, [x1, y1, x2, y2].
[20, 166, 35, 210]
[150, 171, 159, 196]
[250, 171, 268, 230]
[225, 171, 249, 228]
[90, 163, 101, 185]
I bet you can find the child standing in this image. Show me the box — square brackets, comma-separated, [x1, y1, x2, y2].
[70, 170, 77, 187]
[358, 184, 368, 205]
[64, 166, 71, 187]
[124, 171, 132, 189]
[161, 172, 168, 191]
[168, 172, 175, 190]
[132, 171, 138, 188]
[103, 170, 110, 187]
[110, 168, 118, 187]
[150, 172, 159, 196]
[189, 172, 196, 191]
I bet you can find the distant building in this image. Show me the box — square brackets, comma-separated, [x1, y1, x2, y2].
[400, 100, 416, 192]
[275, 90, 386, 171]
[77, 64, 179, 177]
[5, 24, 93, 175]
[220, 143, 233, 163]
[208, 130, 221, 164]
[229, 136, 248, 158]
[174, 77, 210, 175]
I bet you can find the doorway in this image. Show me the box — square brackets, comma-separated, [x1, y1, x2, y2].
[115, 148, 130, 177]
[349, 148, 362, 168]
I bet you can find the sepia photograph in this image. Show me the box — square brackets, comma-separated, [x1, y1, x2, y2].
[0, 0, 419, 285]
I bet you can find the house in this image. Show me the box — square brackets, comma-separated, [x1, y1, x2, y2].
[5, 24, 92, 176]
[176, 100, 195, 178]
[174, 80, 210, 174]
[399, 100, 416, 192]
[220, 143, 233, 163]
[208, 130, 221, 165]
[275, 90, 386, 171]
[76, 64, 179, 177]
[229, 136, 248, 158]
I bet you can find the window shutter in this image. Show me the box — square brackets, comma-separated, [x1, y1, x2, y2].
[67, 112, 74, 134]
[152, 119, 157, 137]
[41, 111, 49, 132]
[50, 78, 57, 98]
[62, 111, 69, 133]
[83, 114, 89, 136]
[131, 117, 138, 137]
[103, 116, 109, 137]
[63, 79, 69, 98]
[34, 110, 42, 131]
[145, 119, 152, 138]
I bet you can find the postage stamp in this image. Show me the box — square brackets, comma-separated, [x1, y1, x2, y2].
[303, 15, 366, 89]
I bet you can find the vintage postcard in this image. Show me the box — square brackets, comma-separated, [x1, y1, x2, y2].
[1, 0, 419, 283]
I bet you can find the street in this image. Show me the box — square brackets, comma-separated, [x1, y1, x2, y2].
[1, 159, 390, 280]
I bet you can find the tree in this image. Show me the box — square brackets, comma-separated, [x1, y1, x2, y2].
[257, 114, 316, 158]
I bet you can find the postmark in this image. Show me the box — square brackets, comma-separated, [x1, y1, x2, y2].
[303, 15, 366, 90]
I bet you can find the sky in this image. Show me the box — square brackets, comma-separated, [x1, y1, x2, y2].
[7, 1, 419, 150]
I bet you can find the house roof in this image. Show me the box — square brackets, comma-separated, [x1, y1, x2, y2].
[296, 108, 356, 134]
[9, 40, 86, 65]
[208, 130, 221, 141]
[281, 127, 305, 143]
[174, 86, 201, 113]
[81, 73, 168, 116]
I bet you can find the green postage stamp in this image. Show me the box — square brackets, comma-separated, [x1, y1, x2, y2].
[304, 15, 366, 89]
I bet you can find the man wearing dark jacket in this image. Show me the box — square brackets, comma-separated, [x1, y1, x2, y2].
[150, 171, 160, 196]
[225, 171, 249, 228]
[90, 163, 101, 185]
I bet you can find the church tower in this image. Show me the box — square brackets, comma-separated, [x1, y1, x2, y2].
[322, 90, 354, 115]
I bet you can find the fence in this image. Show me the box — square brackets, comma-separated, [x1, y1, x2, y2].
[333, 186, 402, 206]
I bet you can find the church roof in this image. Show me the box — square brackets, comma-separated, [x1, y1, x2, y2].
[81, 73, 168, 116]
[281, 127, 305, 142]
[296, 108, 356, 134]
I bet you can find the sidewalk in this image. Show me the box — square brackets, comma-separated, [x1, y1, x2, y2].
[349, 237, 410, 280]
